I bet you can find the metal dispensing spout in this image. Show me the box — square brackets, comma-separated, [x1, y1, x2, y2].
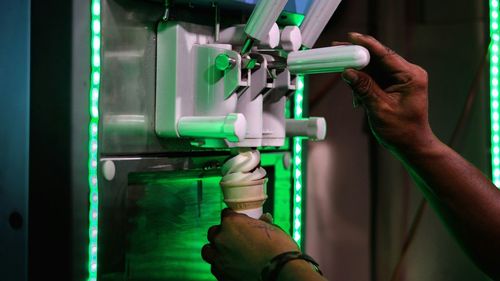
[240, 0, 289, 54]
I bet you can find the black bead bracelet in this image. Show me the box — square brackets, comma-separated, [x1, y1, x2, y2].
[261, 251, 323, 281]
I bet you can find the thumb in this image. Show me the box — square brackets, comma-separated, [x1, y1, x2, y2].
[342, 69, 384, 107]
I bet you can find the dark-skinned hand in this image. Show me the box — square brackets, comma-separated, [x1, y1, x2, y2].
[342, 32, 435, 153]
[201, 209, 299, 281]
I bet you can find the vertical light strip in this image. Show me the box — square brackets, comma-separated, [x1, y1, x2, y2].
[491, 0, 500, 187]
[292, 76, 304, 245]
[88, 1, 101, 280]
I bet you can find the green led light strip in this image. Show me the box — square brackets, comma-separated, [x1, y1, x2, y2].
[491, 0, 500, 187]
[292, 76, 304, 245]
[88, 0, 101, 280]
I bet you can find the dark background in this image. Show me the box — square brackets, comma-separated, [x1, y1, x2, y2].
[306, 0, 491, 280]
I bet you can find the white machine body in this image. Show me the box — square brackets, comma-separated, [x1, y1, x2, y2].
[154, 0, 370, 148]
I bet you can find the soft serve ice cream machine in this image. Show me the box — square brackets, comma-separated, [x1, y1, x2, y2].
[154, 0, 369, 218]
[95, 0, 369, 279]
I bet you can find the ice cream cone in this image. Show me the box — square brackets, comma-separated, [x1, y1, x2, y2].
[220, 178, 268, 219]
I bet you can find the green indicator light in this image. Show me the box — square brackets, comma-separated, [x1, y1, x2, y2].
[92, 2, 100, 15]
[93, 56, 100, 67]
[292, 76, 305, 245]
[93, 40, 100, 52]
[88, 0, 101, 280]
[294, 233, 301, 242]
[492, 0, 500, 188]
[93, 72, 100, 84]
[294, 156, 301, 164]
[295, 168, 301, 177]
[92, 21, 100, 34]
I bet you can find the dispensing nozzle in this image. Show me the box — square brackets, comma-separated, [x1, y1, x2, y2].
[240, 0, 288, 54]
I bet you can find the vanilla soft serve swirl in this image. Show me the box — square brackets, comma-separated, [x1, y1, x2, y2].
[220, 149, 267, 185]
[219, 149, 267, 218]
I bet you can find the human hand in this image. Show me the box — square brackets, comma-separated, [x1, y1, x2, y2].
[341, 33, 436, 153]
[201, 209, 299, 281]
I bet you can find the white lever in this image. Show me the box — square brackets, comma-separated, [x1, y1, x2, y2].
[218, 24, 280, 49]
[286, 117, 327, 141]
[177, 114, 247, 142]
[287, 45, 370, 74]
[242, 0, 288, 53]
[300, 0, 342, 48]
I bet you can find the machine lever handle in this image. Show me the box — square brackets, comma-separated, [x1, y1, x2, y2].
[287, 45, 370, 75]
[286, 117, 327, 141]
[177, 114, 247, 142]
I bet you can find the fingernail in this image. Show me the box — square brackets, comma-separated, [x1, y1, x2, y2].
[342, 69, 359, 84]
[348, 32, 362, 37]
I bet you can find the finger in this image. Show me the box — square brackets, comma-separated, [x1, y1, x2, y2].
[259, 212, 274, 224]
[342, 69, 385, 107]
[347, 32, 409, 71]
[201, 243, 218, 264]
[331, 41, 352, 46]
[207, 225, 221, 244]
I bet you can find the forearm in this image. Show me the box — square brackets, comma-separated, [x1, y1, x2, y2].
[393, 133, 500, 279]
[277, 260, 327, 281]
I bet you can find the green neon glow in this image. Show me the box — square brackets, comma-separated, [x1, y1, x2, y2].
[260, 153, 293, 233]
[492, 0, 500, 187]
[88, 1, 101, 280]
[293, 76, 305, 245]
[277, 11, 305, 27]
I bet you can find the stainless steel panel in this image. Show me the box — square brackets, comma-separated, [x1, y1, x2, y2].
[100, 0, 293, 155]
[100, 0, 191, 155]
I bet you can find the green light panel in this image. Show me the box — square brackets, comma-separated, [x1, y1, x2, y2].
[293, 76, 304, 245]
[88, 0, 101, 280]
[261, 153, 293, 233]
[491, 0, 500, 187]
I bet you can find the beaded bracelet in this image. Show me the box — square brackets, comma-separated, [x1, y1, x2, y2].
[260, 251, 323, 281]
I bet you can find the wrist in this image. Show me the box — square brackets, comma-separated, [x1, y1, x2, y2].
[276, 259, 324, 281]
[261, 251, 324, 281]
[389, 128, 452, 175]
[390, 125, 441, 157]
[276, 259, 310, 281]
